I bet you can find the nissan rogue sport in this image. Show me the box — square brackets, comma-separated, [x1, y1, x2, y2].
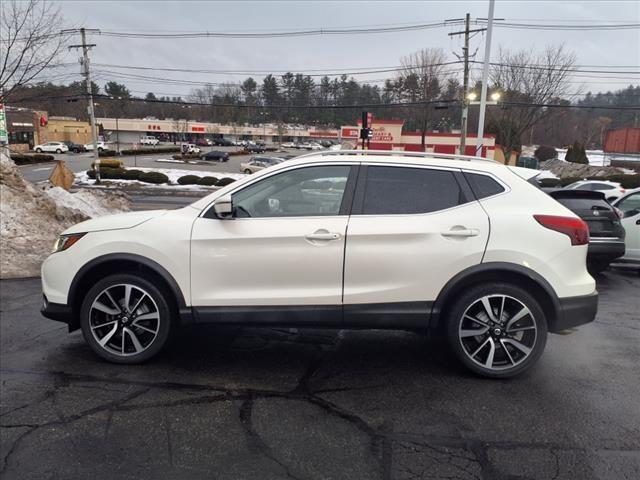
[41, 151, 598, 378]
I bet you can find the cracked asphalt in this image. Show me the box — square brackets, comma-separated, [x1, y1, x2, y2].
[1, 270, 639, 480]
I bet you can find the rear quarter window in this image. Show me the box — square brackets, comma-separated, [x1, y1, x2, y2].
[463, 172, 505, 199]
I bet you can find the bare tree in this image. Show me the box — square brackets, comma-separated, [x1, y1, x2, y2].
[487, 44, 577, 161]
[0, 0, 68, 99]
[399, 48, 449, 148]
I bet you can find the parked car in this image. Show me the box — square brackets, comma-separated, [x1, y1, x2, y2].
[200, 150, 229, 162]
[240, 156, 284, 174]
[213, 138, 234, 147]
[41, 151, 598, 377]
[546, 189, 625, 273]
[34, 141, 69, 154]
[245, 144, 266, 153]
[182, 144, 200, 154]
[281, 142, 296, 148]
[84, 141, 108, 152]
[139, 136, 159, 146]
[612, 188, 640, 268]
[62, 141, 86, 153]
[195, 138, 211, 147]
[564, 180, 627, 202]
[235, 140, 247, 147]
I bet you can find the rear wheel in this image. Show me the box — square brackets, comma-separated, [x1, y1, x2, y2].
[56, 149, 62, 153]
[80, 274, 173, 363]
[446, 283, 547, 378]
[244, 169, 252, 174]
[36, 148, 42, 153]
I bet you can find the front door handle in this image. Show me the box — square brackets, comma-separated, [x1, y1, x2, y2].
[441, 228, 479, 238]
[305, 231, 341, 241]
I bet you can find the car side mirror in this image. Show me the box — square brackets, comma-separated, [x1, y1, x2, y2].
[213, 194, 233, 219]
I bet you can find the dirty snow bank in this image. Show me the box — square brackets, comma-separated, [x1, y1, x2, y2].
[1, 150, 130, 278]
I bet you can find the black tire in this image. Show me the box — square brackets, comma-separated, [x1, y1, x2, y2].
[98, 147, 104, 152]
[73, 148, 80, 153]
[445, 282, 548, 379]
[80, 273, 174, 364]
[35, 148, 42, 153]
[244, 169, 252, 174]
[56, 149, 62, 154]
[587, 260, 610, 274]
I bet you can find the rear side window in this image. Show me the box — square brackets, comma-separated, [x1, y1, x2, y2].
[360, 166, 466, 215]
[464, 172, 505, 199]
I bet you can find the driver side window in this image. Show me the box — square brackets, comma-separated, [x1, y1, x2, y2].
[617, 193, 640, 217]
[232, 165, 351, 218]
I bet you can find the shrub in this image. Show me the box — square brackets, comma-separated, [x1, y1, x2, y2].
[138, 171, 169, 184]
[604, 174, 640, 189]
[559, 176, 582, 187]
[92, 158, 123, 169]
[98, 149, 117, 157]
[228, 150, 247, 156]
[566, 141, 588, 164]
[122, 169, 143, 180]
[538, 178, 561, 188]
[534, 145, 558, 162]
[101, 168, 127, 179]
[216, 177, 236, 187]
[177, 175, 202, 185]
[10, 153, 55, 165]
[197, 176, 219, 186]
[120, 146, 180, 155]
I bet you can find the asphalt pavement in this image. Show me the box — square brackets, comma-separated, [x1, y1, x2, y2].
[1, 270, 639, 479]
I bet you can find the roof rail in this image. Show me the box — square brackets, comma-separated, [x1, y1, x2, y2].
[293, 149, 499, 163]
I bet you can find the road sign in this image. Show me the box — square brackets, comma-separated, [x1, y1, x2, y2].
[0, 103, 8, 144]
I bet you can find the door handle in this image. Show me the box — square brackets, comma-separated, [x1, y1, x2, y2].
[441, 228, 479, 238]
[305, 231, 341, 241]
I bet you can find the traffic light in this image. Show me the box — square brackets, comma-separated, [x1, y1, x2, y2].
[360, 127, 373, 140]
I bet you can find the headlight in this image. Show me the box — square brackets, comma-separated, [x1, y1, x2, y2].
[52, 233, 86, 253]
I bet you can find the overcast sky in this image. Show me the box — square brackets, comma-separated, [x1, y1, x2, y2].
[53, 0, 640, 98]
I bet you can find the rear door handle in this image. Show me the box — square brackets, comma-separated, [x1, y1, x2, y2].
[441, 228, 479, 238]
[305, 232, 341, 241]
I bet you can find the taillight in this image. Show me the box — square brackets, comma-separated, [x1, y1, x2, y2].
[534, 215, 589, 246]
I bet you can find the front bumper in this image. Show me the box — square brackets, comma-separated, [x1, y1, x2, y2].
[553, 291, 598, 332]
[41, 295, 74, 325]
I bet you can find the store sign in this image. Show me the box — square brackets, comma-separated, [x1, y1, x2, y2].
[372, 126, 394, 143]
[341, 127, 359, 138]
[0, 104, 7, 143]
[191, 126, 205, 132]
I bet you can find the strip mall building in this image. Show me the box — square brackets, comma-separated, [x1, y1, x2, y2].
[341, 119, 496, 158]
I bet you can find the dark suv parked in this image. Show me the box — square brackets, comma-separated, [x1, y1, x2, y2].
[212, 138, 234, 146]
[547, 189, 625, 273]
[62, 141, 86, 153]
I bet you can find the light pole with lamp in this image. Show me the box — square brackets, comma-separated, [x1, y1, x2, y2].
[466, 91, 501, 156]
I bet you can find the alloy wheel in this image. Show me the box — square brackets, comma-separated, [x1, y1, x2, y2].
[458, 295, 538, 371]
[89, 284, 160, 357]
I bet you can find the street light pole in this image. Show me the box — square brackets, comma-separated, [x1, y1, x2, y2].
[475, 0, 496, 157]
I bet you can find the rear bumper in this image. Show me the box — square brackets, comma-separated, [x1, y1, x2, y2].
[588, 240, 625, 262]
[553, 291, 598, 332]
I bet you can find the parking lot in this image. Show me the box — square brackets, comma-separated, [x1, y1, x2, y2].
[1, 269, 638, 480]
[18, 146, 304, 184]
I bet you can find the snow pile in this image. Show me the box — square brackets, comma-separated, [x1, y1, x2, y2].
[0, 150, 130, 279]
[74, 167, 246, 189]
[45, 187, 130, 218]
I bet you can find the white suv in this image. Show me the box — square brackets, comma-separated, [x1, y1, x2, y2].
[41, 151, 598, 377]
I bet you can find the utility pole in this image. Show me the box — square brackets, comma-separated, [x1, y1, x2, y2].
[67, 28, 100, 182]
[475, 0, 496, 157]
[449, 14, 486, 156]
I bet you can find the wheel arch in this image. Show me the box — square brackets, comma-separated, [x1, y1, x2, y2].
[430, 262, 561, 333]
[68, 253, 191, 331]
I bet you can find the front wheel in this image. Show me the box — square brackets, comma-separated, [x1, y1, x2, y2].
[56, 149, 62, 153]
[244, 169, 252, 174]
[35, 148, 42, 153]
[80, 274, 174, 363]
[446, 283, 547, 378]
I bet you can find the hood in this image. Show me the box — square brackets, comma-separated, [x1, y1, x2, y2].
[63, 209, 168, 234]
